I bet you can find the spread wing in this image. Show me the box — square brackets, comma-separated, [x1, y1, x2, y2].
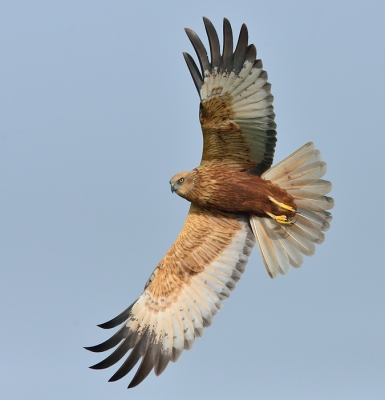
[184, 17, 277, 175]
[85, 205, 255, 388]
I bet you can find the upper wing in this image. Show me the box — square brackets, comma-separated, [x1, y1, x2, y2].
[85, 205, 255, 388]
[184, 17, 277, 175]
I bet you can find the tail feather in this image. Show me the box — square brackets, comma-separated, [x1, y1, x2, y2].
[295, 197, 334, 212]
[256, 218, 304, 276]
[263, 142, 318, 181]
[295, 208, 331, 232]
[287, 180, 332, 199]
[273, 162, 327, 187]
[250, 142, 334, 278]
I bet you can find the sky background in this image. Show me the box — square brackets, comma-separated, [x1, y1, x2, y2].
[1, 1, 384, 399]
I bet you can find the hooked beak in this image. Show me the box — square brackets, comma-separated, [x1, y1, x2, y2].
[170, 183, 175, 193]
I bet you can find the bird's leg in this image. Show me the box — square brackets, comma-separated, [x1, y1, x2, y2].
[265, 211, 294, 225]
[267, 195, 296, 213]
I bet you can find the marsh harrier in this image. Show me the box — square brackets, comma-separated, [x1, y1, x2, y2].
[86, 17, 334, 388]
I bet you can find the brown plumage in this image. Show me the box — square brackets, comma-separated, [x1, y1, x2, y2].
[170, 167, 296, 218]
[86, 17, 334, 388]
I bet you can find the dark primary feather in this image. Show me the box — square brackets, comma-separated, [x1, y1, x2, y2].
[203, 17, 221, 68]
[233, 23, 249, 73]
[97, 300, 136, 329]
[183, 52, 203, 92]
[222, 18, 233, 70]
[88, 329, 143, 371]
[184, 28, 210, 75]
[108, 327, 152, 383]
[245, 44, 257, 65]
[84, 325, 129, 353]
[128, 339, 162, 388]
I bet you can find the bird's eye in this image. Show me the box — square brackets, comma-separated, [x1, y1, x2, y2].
[178, 178, 185, 183]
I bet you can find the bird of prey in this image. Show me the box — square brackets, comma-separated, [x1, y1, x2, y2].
[86, 17, 334, 389]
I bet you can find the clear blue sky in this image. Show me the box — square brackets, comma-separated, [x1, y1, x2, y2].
[1, 1, 384, 399]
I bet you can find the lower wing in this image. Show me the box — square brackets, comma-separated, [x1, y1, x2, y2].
[85, 204, 255, 388]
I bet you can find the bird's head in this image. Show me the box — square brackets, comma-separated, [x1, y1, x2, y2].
[169, 171, 195, 199]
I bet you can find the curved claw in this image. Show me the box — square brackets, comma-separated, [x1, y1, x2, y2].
[266, 211, 294, 225]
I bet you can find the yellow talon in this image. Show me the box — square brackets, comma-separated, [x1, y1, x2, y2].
[266, 211, 293, 225]
[268, 196, 296, 213]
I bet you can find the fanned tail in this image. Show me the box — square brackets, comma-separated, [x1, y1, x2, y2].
[250, 142, 334, 278]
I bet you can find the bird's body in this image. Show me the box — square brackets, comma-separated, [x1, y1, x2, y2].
[86, 17, 334, 389]
[171, 167, 297, 218]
